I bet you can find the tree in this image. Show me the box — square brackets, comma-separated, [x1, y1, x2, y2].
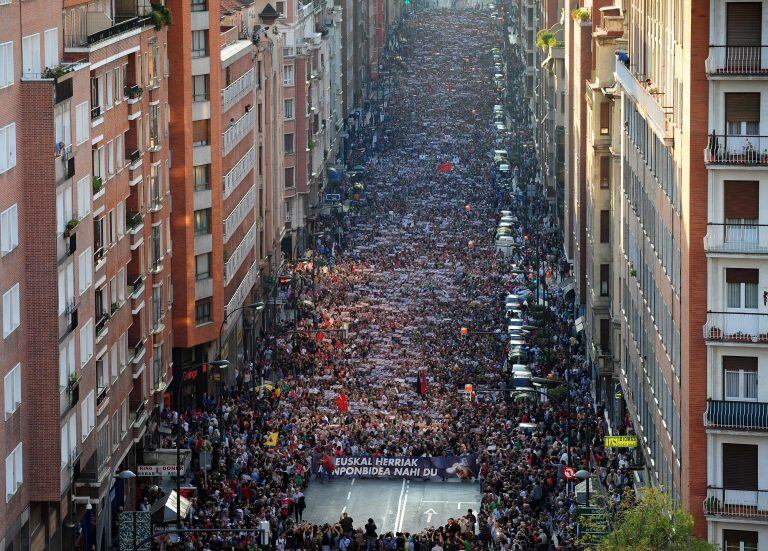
[597, 488, 717, 551]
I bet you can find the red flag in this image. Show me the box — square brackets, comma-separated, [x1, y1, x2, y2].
[336, 392, 349, 413]
[419, 371, 427, 397]
[438, 162, 453, 173]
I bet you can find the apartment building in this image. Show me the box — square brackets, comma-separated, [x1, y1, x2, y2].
[605, 0, 708, 536]
[701, 1, 768, 548]
[0, 0, 172, 548]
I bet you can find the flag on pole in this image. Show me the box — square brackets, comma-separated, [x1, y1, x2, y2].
[336, 392, 349, 413]
[265, 432, 279, 447]
[438, 162, 453, 173]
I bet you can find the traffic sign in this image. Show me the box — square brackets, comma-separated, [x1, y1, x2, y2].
[563, 467, 575, 480]
[604, 435, 638, 448]
[325, 193, 341, 203]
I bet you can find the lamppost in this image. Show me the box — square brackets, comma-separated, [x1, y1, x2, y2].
[217, 302, 265, 375]
[175, 360, 229, 529]
[575, 469, 593, 507]
[104, 469, 136, 551]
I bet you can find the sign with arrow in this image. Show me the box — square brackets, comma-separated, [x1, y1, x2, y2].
[423, 508, 437, 523]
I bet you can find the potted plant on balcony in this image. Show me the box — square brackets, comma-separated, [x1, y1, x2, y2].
[127, 85, 144, 100]
[709, 327, 723, 340]
[150, 3, 172, 30]
[93, 176, 103, 195]
[536, 31, 556, 50]
[64, 217, 79, 237]
[111, 301, 120, 315]
[572, 7, 591, 22]
[68, 372, 79, 390]
[703, 495, 721, 514]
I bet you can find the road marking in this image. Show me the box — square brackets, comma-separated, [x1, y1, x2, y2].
[392, 479, 407, 533]
[396, 488, 409, 533]
[341, 506, 347, 514]
[347, 491, 352, 500]
[423, 508, 437, 523]
[351, 478, 356, 486]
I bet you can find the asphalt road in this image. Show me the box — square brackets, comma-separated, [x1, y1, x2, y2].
[303, 479, 481, 535]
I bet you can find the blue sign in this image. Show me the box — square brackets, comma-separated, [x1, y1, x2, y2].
[325, 193, 341, 203]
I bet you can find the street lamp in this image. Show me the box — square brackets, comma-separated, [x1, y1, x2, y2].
[175, 360, 229, 529]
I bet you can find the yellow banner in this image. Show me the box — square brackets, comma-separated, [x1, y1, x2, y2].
[265, 432, 279, 447]
[604, 435, 637, 448]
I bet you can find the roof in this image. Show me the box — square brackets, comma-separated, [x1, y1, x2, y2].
[259, 2, 280, 21]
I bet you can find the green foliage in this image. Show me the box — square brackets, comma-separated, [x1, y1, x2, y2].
[150, 3, 172, 29]
[546, 385, 568, 404]
[572, 7, 591, 21]
[598, 488, 717, 551]
[536, 30, 556, 49]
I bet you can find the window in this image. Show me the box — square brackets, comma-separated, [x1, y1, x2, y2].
[195, 253, 211, 280]
[5, 443, 22, 502]
[599, 210, 610, 243]
[283, 64, 294, 86]
[276, 0, 285, 14]
[599, 318, 611, 354]
[724, 356, 758, 401]
[191, 31, 208, 58]
[120, 400, 128, 434]
[599, 101, 610, 135]
[110, 344, 118, 383]
[105, 71, 113, 109]
[59, 338, 75, 389]
[3, 363, 21, 418]
[56, 183, 73, 235]
[193, 208, 211, 235]
[599, 156, 610, 188]
[724, 181, 759, 232]
[97, 423, 109, 466]
[106, 140, 114, 177]
[116, 133, 124, 171]
[81, 389, 95, 440]
[75, 101, 89, 144]
[195, 299, 211, 324]
[119, 332, 127, 371]
[0, 204, 18, 255]
[61, 413, 77, 467]
[76, 175, 90, 216]
[192, 119, 209, 146]
[191, 0, 207, 11]
[723, 530, 758, 551]
[44, 28, 58, 69]
[599, 264, 609, 296]
[284, 98, 294, 120]
[58, 262, 75, 315]
[78, 247, 93, 295]
[193, 165, 210, 191]
[80, 318, 93, 366]
[725, 93, 760, 135]
[285, 166, 295, 188]
[117, 202, 125, 239]
[726, 268, 759, 309]
[54, 101, 71, 155]
[0, 123, 17, 173]
[284, 132, 295, 154]
[0, 41, 14, 88]
[192, 74, 209, 101]
[722, 443, 758, 490]
[21, 33, 40, 77]
[2, 283, 20, 338]
[111, 412, 119, 450]
[114, 66, 122, 103]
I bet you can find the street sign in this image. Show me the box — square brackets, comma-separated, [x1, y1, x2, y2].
[604, 435, 638, 448]
[563, 467, 575, 480]
[325, 193, 341, 203]
[137, 465, 184, 477]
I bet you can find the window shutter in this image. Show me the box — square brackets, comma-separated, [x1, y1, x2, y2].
[723, 355, 758, 372]
[725, 93, 761, 122]
[724, 181, 760, 219]
[726, 3, 762, 46]
[722, 443, 758, 490]
[725, 268, 759, 283]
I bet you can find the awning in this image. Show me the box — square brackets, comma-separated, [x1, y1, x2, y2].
[327, 167, 341, 183]
[151, 491, 191, 524]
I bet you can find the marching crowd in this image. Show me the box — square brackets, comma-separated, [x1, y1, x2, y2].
[151, 6, 638, 551]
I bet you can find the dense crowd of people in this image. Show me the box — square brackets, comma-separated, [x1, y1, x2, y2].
[146, 6, 639, 550]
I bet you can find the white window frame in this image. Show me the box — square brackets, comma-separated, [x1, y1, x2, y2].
[0, 41, 14, 88]
[81, 390, 95, 440]
[21, 33, 40, 77]
[76, 175, 90, 216]
[3, 363, 21, 418]
[2, 283, 20, 338]
[0, 204, 18, 256]
[78, 247, 93, 295]
[75, 101, 89, 144]
[80, 318, 93, 366]
[0, 123, 16, 174]
[59, 337, 75, 389]
[283, 64, 294, 86]
[43, 28, 58, 70]
[5, 442, 22, 502]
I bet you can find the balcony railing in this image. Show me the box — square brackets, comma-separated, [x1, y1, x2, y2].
[706, 46, 768, 75]
[704, 487, 768, 519]
[64, 14, 152, 49]
[221, 67, 255, 113]
[703, 311, 768, 342]
[222, 109, 256, 156]
[614, 57, 674, 145]
[704, 223, 768, 254]
[705, 134, 768, 165]
[704, 399, 768, 431]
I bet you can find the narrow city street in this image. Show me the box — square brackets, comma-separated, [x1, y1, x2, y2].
[170, 6, 615, 550]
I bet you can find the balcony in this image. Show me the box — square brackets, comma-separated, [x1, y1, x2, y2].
[64, 10, 153, 51]
[222, 109, 256, 156]
[614, 57, 674, 146]
[94, 246, 107, 272]
[221, 67, 255, 113]
[705, 134, 768, 165]
[703, 311, 768, 342]
[704, 487, 768, 520]
[59, 304, 79, 338]
[706, 46, 768, 76]
[704, 399, 768, 432]
[95, 313, 109, 342]
[704, 223, 768, 255]
[223, 146, 256, 199]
